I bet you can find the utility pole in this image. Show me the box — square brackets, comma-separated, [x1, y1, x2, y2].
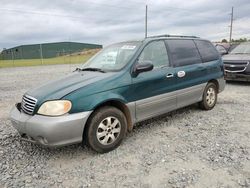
[11, 49, 14, 67]
[229, 6, 234, 43]
[39, 44, 44, 65]
[145, 4, 148, 38]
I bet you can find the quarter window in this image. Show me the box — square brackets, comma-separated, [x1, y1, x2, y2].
[138, 41, 169, 68]
[195, 40, 219, 62]
[166, 39, 202, 67]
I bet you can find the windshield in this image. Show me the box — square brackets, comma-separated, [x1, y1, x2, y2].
[230, 43, 250, 54]
[82, 41, 141, 71]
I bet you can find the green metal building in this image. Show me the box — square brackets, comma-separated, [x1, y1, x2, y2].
[0, 42, 102, 60]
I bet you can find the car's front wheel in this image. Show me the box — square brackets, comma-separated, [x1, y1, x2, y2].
[85, 106, 127, 153]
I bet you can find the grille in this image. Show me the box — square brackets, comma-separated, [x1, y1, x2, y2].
[224, 61, 249, 73]
[21, 95, 37, 115]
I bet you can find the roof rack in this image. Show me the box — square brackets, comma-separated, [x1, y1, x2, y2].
[148, 34, 199, 38]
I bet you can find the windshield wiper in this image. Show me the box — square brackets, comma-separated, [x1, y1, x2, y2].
[74, 67, 106, 73]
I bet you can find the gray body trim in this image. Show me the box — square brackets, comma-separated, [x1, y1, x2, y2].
[134, 83, 206, 122]
[126, 102, 136, 125]
[135, 89, 176, 122]
[128, 77, 225, 124]
[10, 106, 92, 147]
[217, 77, 226, 93]
[176, 83, 206, 109]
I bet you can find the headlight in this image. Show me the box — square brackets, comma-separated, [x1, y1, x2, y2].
[37, 100, 72, 116]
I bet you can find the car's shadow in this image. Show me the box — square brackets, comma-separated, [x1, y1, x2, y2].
[226, 80, 250, 86]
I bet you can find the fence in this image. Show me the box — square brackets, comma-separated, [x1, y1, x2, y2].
[0, 48, 101, 68]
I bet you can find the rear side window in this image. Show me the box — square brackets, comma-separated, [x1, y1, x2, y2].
[166, 39, 202, 67]
[195, 40, 219, 62]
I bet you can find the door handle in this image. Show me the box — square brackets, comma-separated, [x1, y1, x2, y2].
[166, 73, 174, 78]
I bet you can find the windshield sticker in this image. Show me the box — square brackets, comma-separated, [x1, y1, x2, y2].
[121, 45, 136, 50]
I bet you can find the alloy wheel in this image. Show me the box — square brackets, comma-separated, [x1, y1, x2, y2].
[96, 116, 121, 145]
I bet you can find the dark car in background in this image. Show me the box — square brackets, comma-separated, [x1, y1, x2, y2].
[223, 42, 250, 82]
[214, 43, 239, 56]
[215, 44, 228, 55]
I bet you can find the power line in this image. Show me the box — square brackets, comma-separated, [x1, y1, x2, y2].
[78, 1, 143, 10]
[0, 1, 234, 23]
[0, 6, 230, 28]
[0, 8, 87, 19]
[148, 8, 229, 21]
[0, 3, 245, 41]
[0, 1, 145, 16]
[0, 7, 145, 24]
[0, 1, 146, 20]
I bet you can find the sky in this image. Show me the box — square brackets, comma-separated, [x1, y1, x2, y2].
[1, 0, 250, 50]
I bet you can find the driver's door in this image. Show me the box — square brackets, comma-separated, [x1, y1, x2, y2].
[131, 40, 177, 121]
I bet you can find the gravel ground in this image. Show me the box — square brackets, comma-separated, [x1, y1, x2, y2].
[0, 64, 250, 188]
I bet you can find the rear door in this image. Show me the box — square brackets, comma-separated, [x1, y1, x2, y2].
[194, 40, 222, 80]
[131, 40, 177, 121]
[166, 39, 205, 108]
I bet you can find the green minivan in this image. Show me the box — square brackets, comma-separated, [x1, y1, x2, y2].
[10, 35, 225, 153]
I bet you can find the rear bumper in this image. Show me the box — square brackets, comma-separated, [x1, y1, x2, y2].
[225, 73, 250, 82]
[9, 105, 92, 147]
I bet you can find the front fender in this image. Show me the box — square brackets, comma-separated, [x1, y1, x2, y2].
[63, 86, 130, 113]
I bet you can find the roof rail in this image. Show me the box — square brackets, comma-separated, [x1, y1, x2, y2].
[148, 34, 199, 38]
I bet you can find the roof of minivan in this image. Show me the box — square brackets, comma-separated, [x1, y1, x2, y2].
[117, 35, 206, 45]
[146, 36, 200, 41]
[145, 34, 204, 41]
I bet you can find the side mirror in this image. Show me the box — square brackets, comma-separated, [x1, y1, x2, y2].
[133, 61, 154, 76]
[220, 50, 228, 56]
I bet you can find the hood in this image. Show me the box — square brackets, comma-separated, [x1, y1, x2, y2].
[223, 54, 250, 62]
[26, 71, 114, 102]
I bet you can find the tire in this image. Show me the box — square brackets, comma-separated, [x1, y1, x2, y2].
[199, 82, 218, 110]
[84, 106, 127, 153]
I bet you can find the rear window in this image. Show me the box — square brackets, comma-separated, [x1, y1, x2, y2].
[195, 40, 219, 62]
[166, 39, 202, 67]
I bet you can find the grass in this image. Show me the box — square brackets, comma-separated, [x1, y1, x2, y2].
[0, 50, 99, 68]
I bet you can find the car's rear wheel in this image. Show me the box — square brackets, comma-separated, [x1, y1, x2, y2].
[85, 106, 127, 153]
[199, 82, 218, 110]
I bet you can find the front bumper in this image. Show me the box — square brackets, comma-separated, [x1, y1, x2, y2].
[225, 72, 250, 82]
[9, 105, 92, 147]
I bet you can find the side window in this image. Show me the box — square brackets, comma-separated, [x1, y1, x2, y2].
[166, 39, 202, 67]
[195, 40, 219, 62]
[138, 41, 169, 68]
